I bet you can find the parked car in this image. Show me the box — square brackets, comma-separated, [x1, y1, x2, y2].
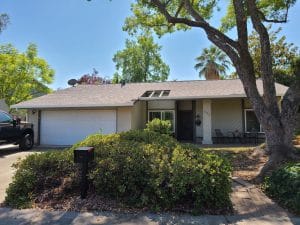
[0, 110, 34, 150]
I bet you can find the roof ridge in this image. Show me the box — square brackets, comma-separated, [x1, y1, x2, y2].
[66, 78, 243, 88]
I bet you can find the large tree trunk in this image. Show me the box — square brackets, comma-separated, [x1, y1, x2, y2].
[264, 124, 295, 158]
[255, 115, 298, 182]
[148, 0, 300, 182]
[235, 59, 299, 182]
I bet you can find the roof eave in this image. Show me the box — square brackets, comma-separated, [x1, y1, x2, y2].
[11, 102, 135, 109]
[138, 92, 286, 101]
[139, 94, 246, 101]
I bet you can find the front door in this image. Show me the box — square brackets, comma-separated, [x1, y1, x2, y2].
[177, 110, 193, 141]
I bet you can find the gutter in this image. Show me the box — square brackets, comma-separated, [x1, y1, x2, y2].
[11, 102, 135, 110]
[138, 93, 287, 101]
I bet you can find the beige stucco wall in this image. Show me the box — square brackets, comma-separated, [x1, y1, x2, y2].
[211, 99, 243, 136]
[178, 101, 192, 111]
[131, 101, 146, 130]
[27, 109, 39, 143]
[148, 100, 175, 110]
[117, 107, 132, 133]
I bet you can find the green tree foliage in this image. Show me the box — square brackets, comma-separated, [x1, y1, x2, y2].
[0, 43, 54, 106]
[221, 0, 297, 32]
[113, 33, 169, 82]
[124, 0, 296, 36]
[195, 46, 231, 80]
[248, 26, 299, 86]
[0, 13, 9, 34]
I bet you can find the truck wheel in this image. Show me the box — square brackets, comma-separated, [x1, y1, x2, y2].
[19, 133, 34, 150]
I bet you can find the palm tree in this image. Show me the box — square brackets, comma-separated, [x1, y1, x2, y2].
[195, 46, 231, 80]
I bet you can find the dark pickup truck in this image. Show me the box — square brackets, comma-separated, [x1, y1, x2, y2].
[0, 110, 34, 150]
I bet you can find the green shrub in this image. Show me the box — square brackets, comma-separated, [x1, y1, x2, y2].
[6, 129, 232, 213]
[145, 118, 172, 135]
[76, 130, 232, 211]
[170, 144, 232, 211]
[264, 162, 300, 214]
[5, 150, 76, 208]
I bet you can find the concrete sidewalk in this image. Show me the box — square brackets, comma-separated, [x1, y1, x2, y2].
[230, 177, 300, 225]
[0, 147, 299, 225]
[0, 207, 299, 225]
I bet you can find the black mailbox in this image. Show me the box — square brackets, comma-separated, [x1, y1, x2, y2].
[74, 147, 94, 163]
[74, 146, 94, 199]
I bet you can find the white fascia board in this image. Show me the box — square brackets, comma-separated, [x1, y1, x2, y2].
[11, 102, 135, 109]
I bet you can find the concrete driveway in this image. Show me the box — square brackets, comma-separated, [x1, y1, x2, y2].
[0, 144, 40, 203]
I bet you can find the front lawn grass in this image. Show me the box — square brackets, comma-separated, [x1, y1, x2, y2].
[202, 146, 255, 153]
[201, 145, 267, 181]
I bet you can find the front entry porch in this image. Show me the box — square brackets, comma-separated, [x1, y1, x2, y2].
[145, 98, 265, 145]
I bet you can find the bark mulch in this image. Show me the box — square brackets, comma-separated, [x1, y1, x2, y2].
[231, 147, 268, 182]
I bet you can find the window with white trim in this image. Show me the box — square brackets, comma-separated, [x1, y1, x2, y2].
[148, 110, 175, 132]
[244, 109, 263, 132]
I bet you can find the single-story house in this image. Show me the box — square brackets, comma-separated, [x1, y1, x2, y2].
[0, 99, 9, 112]
[12, 79, 288, 146]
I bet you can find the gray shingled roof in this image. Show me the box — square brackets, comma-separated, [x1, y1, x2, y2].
[12, 79, 288, 109]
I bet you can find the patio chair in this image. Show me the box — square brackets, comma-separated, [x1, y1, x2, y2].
[215, 129, 226, 144]
[229, 130, 243, 144]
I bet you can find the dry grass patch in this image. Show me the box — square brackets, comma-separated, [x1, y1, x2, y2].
[203, 146, 268, 182]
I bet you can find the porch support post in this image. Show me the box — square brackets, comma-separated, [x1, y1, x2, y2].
[202, 99, 212, 144]
[192, 100, 196, 143]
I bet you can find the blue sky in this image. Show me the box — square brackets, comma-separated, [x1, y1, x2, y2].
[1, 0, 300, 90]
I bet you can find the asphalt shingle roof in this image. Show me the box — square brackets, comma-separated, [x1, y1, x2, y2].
[12, 79, 288, 109]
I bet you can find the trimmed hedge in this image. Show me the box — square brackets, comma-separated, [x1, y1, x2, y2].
[264, 162, 300, 214]
[145, 118, 172, 135]
[73, 130, 232, 211]
[6, 128, 232, 213]
[5, 150, 76, 208]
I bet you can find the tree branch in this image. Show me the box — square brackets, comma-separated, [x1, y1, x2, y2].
[258, 10, 288, 23]
[247, 0, 280, 118]
[150, 0, 239, 50]
[257, 0, 291, 24]
[232, 0, 248, 49]
[174, 1, 184, 18]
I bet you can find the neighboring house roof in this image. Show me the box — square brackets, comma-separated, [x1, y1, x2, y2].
[0, 99, 9, 112]
[12, 79, 288, 109]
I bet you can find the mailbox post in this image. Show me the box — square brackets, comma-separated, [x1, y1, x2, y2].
[74, 146, 94, 199]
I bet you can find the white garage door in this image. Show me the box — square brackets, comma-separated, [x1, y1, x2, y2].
[40, 110, 116, 145]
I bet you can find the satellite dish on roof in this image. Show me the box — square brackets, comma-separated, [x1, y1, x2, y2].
[68, 79, 78, 87]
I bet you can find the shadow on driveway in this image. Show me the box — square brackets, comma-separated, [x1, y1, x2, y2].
[0, 144, 60, 158]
